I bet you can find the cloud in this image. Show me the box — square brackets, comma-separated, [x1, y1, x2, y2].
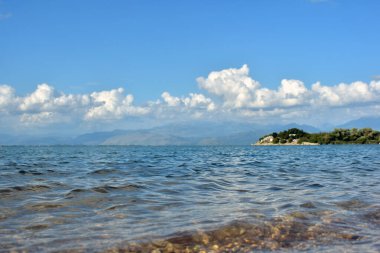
[0, 85, 15, 111]
[197, 64, 260, 108]
[85, 88, 149, 120]
[18, 83, 91, 115]
[277, 79, 309, 106]
[1, 64, 380, 130]
[19, 83, 55, 111]
[311, 81, 380, 106]
[156, 92, 216, 120]
[161, 92, 215, 111]
[1, 84, 149, 125]
[196, 65, 380, 110]
[20, 112, 55, 124]
[197, 65, 309, 108]
[161, 92, 181, 107]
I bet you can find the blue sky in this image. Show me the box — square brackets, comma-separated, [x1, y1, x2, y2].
[1, 0, 380, 134]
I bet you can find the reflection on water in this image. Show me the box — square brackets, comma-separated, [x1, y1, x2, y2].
[0, 145, 379, 252]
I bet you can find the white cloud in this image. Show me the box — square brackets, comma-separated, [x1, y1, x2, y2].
[197, 64, 260, 108]
[85, 88, 149, 120]
[1, 65, 380, 130]
[18, 83, 91, 114]
[0, 85, 15, 110]
[161, 92, 181, 107]
[370, 80, 380, 92]
[183, 93, 216, 111]
[311, 81, 379, 106]
[277, 79, 309, 106]
[197, 65, 309, 109]
[19, 83, 55, 111]
[0, 84, 149, 124]
[196, 65, 380, 111]
[161, 92, 216, 111]
[20, 112, 55, 124]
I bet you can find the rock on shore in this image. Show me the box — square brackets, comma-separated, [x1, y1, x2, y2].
[253, 136, 319, 146]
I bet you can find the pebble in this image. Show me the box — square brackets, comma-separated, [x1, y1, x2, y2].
[201, 234, 209, 245]
[165, 242, 174, 252]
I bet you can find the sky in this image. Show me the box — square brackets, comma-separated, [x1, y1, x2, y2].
[1, 0, 380, 135]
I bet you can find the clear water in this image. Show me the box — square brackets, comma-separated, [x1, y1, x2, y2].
[0, 145, 379, 252]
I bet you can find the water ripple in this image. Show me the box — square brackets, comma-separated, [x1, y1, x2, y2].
[0, 145, 379, 252]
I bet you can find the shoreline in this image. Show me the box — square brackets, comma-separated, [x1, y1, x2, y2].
[252, 142, 320, 146]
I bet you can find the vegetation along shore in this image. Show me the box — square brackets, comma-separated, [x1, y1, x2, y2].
[255, 128, 380, 145]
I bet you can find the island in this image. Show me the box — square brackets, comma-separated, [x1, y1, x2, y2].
[254, 128, 380, 145]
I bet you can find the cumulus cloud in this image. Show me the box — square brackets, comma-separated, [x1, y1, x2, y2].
[311, 81, 380, 106]
[161, 92, 215, 111]
[0, 84, 149, 124]
[1, 64, 380, 130]
[85, 88, 149, 120]
[19, 84, 55, 111]
[197, 64, 260, 108]
[20, 112, 55, 124]
[0, 85, 15, 111]
[277, 79, 309, 106]
[196, 65, 380, 111]
[17, 83, 91, 114]
[197, 65, 310, 108]
[161, 92, 181, 107]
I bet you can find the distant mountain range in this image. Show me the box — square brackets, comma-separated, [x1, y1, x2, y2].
[338, 117, 380, 130]
[71, 122, 320, 146]
[1, 117, 379, 145]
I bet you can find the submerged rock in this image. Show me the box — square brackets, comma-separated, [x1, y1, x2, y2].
[104, 212, 363, 253]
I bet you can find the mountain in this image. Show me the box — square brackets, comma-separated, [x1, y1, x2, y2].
[148, 121, 257, 138]
[72, 129, 130, 145]
[338, 117, 380, 130]
[72, 122, 319, 146]
[102, 131, 192, 145]
[1, 121, 321, 145]
[196, 131, 267, 145]
[280, 123, 320, 133]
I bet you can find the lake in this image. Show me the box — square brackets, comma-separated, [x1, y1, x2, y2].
[0, 145, 379, 252]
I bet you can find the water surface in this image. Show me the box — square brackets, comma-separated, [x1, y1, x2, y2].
[0, 145, 379, 252]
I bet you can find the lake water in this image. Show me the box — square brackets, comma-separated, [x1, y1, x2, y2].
[0, 145, 379, 252]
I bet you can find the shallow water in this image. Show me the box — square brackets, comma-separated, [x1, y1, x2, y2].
[0, 145, 379, 252]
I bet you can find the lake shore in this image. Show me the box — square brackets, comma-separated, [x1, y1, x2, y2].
[253, 141, 320, 146]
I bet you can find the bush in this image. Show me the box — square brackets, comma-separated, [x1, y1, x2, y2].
[257, 127, 380, 145]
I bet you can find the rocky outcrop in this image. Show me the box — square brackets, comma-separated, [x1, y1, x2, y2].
[254, 135, 319, 146]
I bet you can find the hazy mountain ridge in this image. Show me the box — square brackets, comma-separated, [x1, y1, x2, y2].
[338, 117, 380, 130]
[1, 117, 379, 145]
[0, 122, 315, 145]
